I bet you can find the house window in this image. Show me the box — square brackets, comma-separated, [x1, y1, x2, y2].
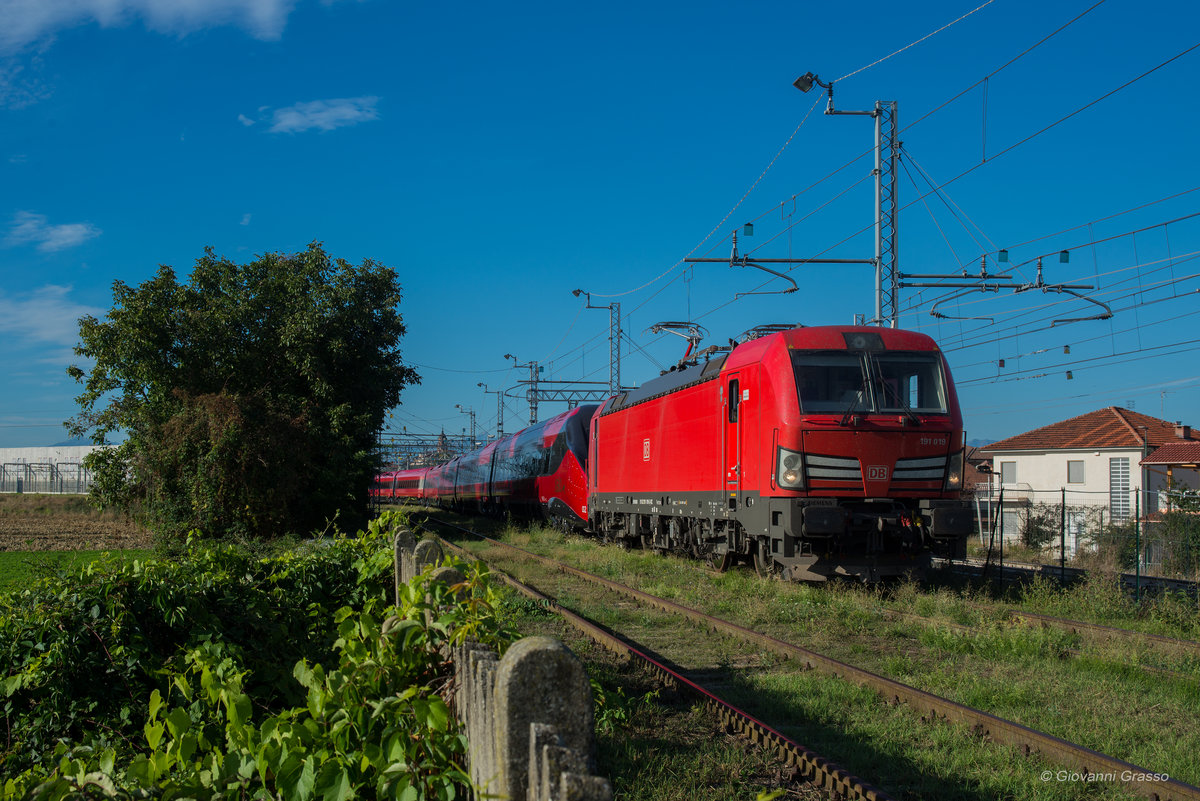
[1000, 461, 1016, 485]
[1110, 457, 1130, 522]
[1067, 460, 1085, 484]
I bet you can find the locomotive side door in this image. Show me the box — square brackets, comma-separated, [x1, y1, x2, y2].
[724, 372, 742, 508]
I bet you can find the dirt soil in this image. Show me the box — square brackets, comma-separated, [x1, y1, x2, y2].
[0, 494, 154, 551]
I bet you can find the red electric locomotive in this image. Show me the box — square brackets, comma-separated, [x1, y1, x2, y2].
[586, 325, 971, 581]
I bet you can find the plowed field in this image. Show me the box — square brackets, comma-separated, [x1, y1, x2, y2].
[0, 494, 153, 551]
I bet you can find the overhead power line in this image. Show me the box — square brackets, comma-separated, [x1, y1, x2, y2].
[835, 0, 999, 83]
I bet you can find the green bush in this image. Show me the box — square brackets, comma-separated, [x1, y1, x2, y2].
[1, 510, 516, 798]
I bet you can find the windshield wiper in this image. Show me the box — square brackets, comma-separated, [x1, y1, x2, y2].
[881, 380, 920, 426]
[839, 375, 870, 427]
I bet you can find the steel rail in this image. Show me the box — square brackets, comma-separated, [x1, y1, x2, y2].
[879, 608, 1190, 680]
[1001, 608, 1200, 659]
[434, 533, 895, 801]
[937, 556, 1199, 597]
[432, 519, 1200, 801]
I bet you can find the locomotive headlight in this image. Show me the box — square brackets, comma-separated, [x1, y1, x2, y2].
[944, 450, 964, 491]
[777, 447, 805, 489]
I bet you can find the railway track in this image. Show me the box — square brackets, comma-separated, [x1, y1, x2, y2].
[986, 605, 1200, 660]
[878, 607, 1196, 680]
[426, 520, 894, 801]
[935, 556, 1199, 598]
[427, 516, 1200, 801]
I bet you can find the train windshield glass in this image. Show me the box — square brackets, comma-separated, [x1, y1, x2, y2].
[793, 351, 870, 413]
[791, 350, 948, 415]
[869, 352, 948, 414]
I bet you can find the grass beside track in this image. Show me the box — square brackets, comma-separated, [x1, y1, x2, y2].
[426, 512, 1199, 799]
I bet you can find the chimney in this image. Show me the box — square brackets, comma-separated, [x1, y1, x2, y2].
[1176, 423, 1192, 440]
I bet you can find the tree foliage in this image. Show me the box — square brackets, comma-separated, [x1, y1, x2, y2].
[1, 512, 517, 798]
[67, 243, 418, 539]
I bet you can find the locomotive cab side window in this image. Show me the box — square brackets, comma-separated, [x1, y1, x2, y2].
[728, 379, 740, 422]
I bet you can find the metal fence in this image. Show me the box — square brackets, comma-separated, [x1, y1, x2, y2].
[971, 484, 1200, 582]
[0, 461, 94, 495]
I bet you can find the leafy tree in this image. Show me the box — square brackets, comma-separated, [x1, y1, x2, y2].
[1019, 502, 1060, 550]
[1160, 482, 1200, 578]
[66, 242, 419, 539]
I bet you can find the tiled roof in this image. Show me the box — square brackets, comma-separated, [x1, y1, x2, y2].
[1142, 442, 1200, 466]
[982, 407, 1199, 452]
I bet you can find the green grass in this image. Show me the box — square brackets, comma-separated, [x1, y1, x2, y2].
[0, 549, 152, 593]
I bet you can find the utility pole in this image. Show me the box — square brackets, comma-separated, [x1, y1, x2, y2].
[504, 354, 542, 424]
[572, 289, 621, 395]
[477, 382, 504, 439]
[793, 72, 899, 327]
[454, 404, 477, 447]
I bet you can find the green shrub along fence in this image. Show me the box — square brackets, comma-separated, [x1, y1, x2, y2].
[0, 511, 520, 799]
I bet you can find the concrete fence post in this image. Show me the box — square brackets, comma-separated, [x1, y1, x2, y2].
[493, 636, 605, 801]
[450, 635, 610, 801]
[413, 537, 443, 577]
[392, 527, 416, 605]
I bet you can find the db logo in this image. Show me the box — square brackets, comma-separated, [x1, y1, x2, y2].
[643, 438, 651, 461]
[867, 465, 889, 481]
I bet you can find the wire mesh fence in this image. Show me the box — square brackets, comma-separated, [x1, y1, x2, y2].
[0, 462, 94, 495]
[971, 484, 1200, 582]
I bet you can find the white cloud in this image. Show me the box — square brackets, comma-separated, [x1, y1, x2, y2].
[6, 210, 101, 252]
[240, 213, 252, 225]
[268, 96, 379, 134]
[0, 284, 102, 349]
[0, 55, 51, 108]
[0, 0, 299, 55]
[237, 113, 255, 126]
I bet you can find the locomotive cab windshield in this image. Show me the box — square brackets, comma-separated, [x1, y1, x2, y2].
[793, 349, 948, 417]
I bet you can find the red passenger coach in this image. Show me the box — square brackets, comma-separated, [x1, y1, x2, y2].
[371, 467, 429, 502]
[488, 405, 597, 525]
[588, 325, 971, 581]
[416, 405, 599, 528]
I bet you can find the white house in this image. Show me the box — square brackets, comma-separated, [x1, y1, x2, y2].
[978, 407, 1199, 552]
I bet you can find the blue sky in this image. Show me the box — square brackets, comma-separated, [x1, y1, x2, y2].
[1, 0, 1198, 448]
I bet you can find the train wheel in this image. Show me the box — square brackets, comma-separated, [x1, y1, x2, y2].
[707, 549, 733, 573]
[753, 541, 779, 579]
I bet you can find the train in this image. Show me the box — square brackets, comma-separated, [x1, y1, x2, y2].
[373, 324, 972, 581]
